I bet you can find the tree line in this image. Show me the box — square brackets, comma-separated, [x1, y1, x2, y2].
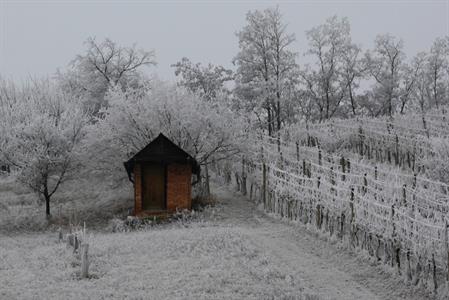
[1, 6, 448, 217]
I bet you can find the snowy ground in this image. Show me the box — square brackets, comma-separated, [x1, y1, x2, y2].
[0, 181, 432, 300]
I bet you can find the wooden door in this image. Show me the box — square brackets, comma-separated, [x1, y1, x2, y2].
[142, 163, 166, 210]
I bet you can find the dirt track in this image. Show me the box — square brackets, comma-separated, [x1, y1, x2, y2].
[214, 182, 431, 300]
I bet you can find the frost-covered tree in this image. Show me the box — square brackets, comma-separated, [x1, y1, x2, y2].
[398, 55, 424, 114]
[341, 42, 366, 116]
[300, 16, 360, 121]
[58, 37, 156, 115]
[365, 34, 405, 117]
[172, 57, 233, 101]
[412, 52, 432, 113]
[233, 7, 297, 136]
[0, 80, 87, 217]
[407, 38, 449, 113]
[0, 78, 20, 173]
[426, 37, 449, 109]
[86, 82, 245, 181]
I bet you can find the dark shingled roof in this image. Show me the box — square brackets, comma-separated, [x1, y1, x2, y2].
[123, 133, 200, 182]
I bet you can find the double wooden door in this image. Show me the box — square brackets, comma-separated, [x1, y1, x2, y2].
[142, 163, 166, 210]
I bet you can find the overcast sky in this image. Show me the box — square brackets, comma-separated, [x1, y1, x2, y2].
[0, 0, 448, 82]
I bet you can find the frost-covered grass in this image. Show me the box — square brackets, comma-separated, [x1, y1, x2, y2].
[0, 172, 133, 232]
[0, 224, 316, 300]
[0, 175, 46, 232]
[1, 179, 437, 300]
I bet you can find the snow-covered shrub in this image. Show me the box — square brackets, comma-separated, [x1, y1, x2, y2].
[108, 217, 127, 233]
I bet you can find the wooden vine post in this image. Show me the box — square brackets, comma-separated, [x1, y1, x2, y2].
[395, 134, 399, 166]
[348, 186, 355, 246]
[73, 235, 79, 254]
[363, 173, 368, 195]
[277, 133, 281, 153]
[413, 173, 417, 189]
[444, 218, 449, 286]
[241, 156, 247, 196]
[390, 203, 400, 270]
[296, 141, 300, 161]
[318, 147, 322, 166]
[330, 167, 335, 193]
[402, 184, 407, 207]
[350, 187, 355, 224]
[205, 163, 211, 197]
[67, 233, 74, 248]
[358, 126, 364, 156]
[261, 146, 265, 209]
[391, 204, 396, 238]
[280, 151, 284, 170]
[262, 163, 267, 209]
[340, 157, 346, 181]
[303, 159, 307, 177]
[81, 243, 89, 279]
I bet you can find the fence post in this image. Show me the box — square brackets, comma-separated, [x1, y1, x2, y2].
[262, 163, 267, 209]
[407, 151, 411, 169]
[330, 167, 335, 195]
[73, 235, 79, 254]
[241, 156, 247, 196]
[277, 133, 281, 153]
[340, 156, 346, 181]
[413, 173, 417, 189]
[280, 151, 284, 170]
[250, 183, 253, 202]
[205, 163, 211, 197]
[303, 159, 306, 177]
[391, 204, 396, 238]
[81, 243, 89, 279]
[363, 173, 367, 194]
[316, 204, 321, 229]
[358, 126, 364, 156]
[295, 141, 301, 176]
[318, 147, 322, 166]
[349, 187, 355, 248]
[296, 141, 300, 160]
[402, 184, 407, 207]
[432, 254, 438, 293]
[444, 218, 449, 286]
[395, 134, 399, 166]
[350, 188, 355, 223]
[66, 233, 73, 249]
[405, 250, 412, 281]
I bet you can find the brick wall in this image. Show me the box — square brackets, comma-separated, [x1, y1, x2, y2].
[133, 162, 192, 216]
[166, 163, 192, 212]
[134, 163, 142, 216]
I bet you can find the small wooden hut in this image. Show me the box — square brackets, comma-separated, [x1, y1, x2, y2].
[124, 133, 200, 216]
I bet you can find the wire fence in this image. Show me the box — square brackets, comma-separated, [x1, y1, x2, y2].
[220, 132, 449, 295]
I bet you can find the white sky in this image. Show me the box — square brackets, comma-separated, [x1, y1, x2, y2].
[0, 0, 448, 82]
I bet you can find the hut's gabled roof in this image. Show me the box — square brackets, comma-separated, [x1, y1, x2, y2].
[124, 133, 200, 181]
